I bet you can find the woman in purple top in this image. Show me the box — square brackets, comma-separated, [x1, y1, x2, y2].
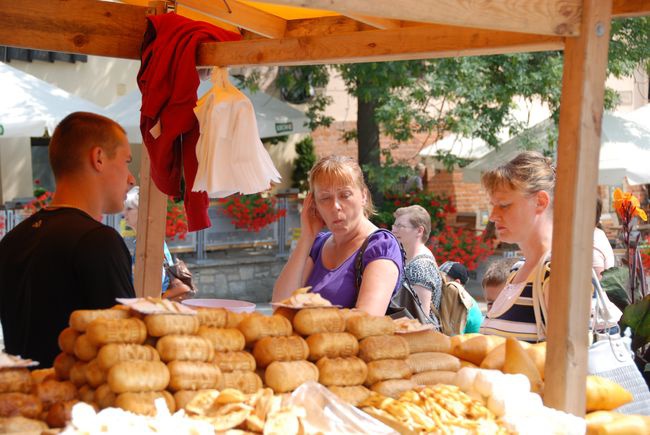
[272, 155, 403, 315]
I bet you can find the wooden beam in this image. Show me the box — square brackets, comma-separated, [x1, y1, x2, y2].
[253, 0, 582, 36]
[544, 0, 612, 415]
[612, 0, 650, 17]
[283, 16, 369, 37]
[178, 0, 287, 38]
[198, 24, 563, 67]
[344, 14, 402, 30]
[134, 148, 168, 298]
[0, 0, 148, 59]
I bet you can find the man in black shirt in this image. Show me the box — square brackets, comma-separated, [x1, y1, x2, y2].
[0, 112, 137, 367]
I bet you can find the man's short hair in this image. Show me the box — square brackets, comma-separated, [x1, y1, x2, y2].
[481, 257, 518, 288]
[49, 112, 126, 180]
[439, 261, 469, 285]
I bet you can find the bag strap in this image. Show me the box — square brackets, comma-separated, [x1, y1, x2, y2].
[531, 253, 550, 341]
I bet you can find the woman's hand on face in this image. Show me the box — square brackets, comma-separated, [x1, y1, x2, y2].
[300, 192, 325, 240]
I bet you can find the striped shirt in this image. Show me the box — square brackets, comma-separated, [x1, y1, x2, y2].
[480, 261, 551, 342]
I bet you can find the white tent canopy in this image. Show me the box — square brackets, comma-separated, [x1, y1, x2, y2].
[106, 78, 310, 143]
[463, 111, 650, 185]
[0, 62, 109, 138]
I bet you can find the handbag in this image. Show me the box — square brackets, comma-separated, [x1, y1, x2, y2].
[589, 270, 650, 415]
[354, 229, 438, 326]
[164, 258, 198, 300]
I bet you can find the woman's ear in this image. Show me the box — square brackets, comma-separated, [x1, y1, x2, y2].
[536, 191, 551, 213]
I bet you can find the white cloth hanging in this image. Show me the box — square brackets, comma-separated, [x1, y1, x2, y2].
[193, 68, 281, 197]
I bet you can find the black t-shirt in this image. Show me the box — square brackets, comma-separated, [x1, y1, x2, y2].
[0, 208, 135, 367]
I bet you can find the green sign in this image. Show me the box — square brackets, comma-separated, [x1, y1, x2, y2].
[275, 122, 293, 134]
[0, 124, 4, 136]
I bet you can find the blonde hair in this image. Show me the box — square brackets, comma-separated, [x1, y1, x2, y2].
[308, 155, 374, 217]
[481, 151, 555, 201]
[394, 205, 431, 243]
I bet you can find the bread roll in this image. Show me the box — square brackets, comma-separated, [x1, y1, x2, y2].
[450, 333, 482, 352]
[252, 336, 309, 368]
[84, 359, 107, 388]
[502, 337, 543, 394]
[238, 315, 292, 345]
[69, 309, 129, 332]
[358, 335, 409, 362]
[58, 327, 80, 354]
[213, 351, 256, 372]
[526, 342, 546, 380]
[108, 360, 170, 393]
[293, 308, 345, 336]
[346, 315, 395, 340]
[480, 340, 532, 371]
[156, 334, 214, 362]
[365, 359, 411, 386]
[34, 379, 77, 409]
[401, 330, 452, 354]
[273, 307, 297, 323]
[115, 391, 175, 415]
[30, 368, 56, 385]
[328, 385, 371, 406]
[407, 352, 461, 374]
[0, 368, 32, 394]
[198, 326, 246, 352]
[97, 343, 160, 370]
[86, 317, 147, 346]
[54, 352, 76, 381]
[94, 384, 115, 409]
[317, 357, 368, 387]
[0, 393, 42, 418]
[145, 314, 200, 337]
[74, 334, 99, 361]
[221, 370, 263, 394]
[195, 307, 228, 328]
[173, 389, 215, 410]
[167, 361, 222, 392]
[78, 385, 95, 404]
[586, 375, 633, 412]
[264, 360, 318, 393]
[370, 379, 416, 398]
[0, 416, 48, 433]
[225, 311, 248, 328]
[68, 361, 88, 387]
[46, 399, 78, 428]
[411, 370, 457, 386]
[306, 332, 359, 361]
[452, 335, 504, 366]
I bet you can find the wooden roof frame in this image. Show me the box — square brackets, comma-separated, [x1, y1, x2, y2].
[1, 0, 649, 416]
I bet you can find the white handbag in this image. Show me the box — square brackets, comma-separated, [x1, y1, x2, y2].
[588, 270, 650, 415]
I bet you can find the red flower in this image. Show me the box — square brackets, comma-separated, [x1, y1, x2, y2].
[219, 193, 285, 233]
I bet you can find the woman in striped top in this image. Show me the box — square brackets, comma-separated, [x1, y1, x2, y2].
[479, 151, 555, 342]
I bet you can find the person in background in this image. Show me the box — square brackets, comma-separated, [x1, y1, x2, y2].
[272, 155, 402, 316]
[439, 261, 483, 333]
[593, 197, 615, 279]
[392, 205, 442, 327]
[479, 151, 556, 342]
[0, 112, 136, 367]
[481, 257, 519, 311]
[123, 186, 192, 301]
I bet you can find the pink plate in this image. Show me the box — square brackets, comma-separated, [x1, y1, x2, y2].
[182, 298, 256, 313]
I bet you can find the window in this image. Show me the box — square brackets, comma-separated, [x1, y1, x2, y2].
[0, 46, 87, 64]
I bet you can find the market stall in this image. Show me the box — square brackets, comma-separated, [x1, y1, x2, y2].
[0, 0, 649, 425]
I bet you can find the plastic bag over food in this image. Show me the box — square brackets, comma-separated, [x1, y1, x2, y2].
[287, 381, 397, 434]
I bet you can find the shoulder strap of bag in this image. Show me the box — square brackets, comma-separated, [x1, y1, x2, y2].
[531, 254, 550, 341]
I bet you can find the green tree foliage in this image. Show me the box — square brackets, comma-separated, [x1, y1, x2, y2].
[268, 17, 649, 178]
[291, 136, 317, 192]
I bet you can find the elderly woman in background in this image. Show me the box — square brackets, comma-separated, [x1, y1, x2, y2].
[392, 205, 442, 327]
[479, 151, 556, 342]
[272, 155, 403, 315]
[124, 186, 192, 301]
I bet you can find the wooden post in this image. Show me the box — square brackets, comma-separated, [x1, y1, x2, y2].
[133, 149, 168, 298]
[544, 0, 612, 414]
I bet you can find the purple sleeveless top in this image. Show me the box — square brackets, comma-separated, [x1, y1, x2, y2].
[305, 231, 403, 308]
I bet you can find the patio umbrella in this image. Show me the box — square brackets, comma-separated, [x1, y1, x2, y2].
[106, 77, 310, 143]
[0, 62, 109, 138]
[462, 112, 650, 186]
